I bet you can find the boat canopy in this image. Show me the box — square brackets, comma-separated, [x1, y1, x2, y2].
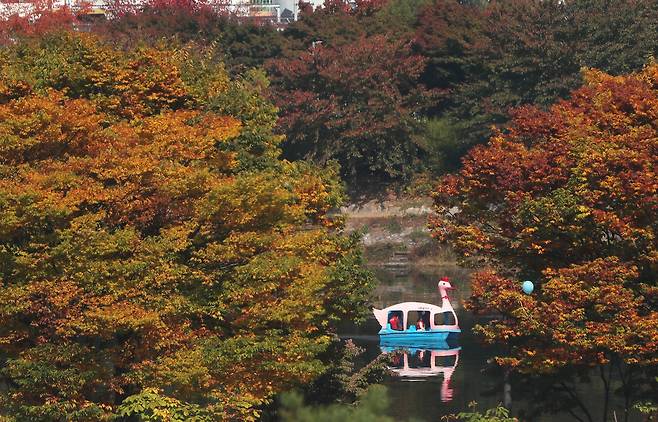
[373, 301, 458, 331]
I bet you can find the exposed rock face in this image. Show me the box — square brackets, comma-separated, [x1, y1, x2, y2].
[341, 196, 455, 266]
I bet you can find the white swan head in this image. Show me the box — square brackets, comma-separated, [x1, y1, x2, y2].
[438, 277, 454, 292]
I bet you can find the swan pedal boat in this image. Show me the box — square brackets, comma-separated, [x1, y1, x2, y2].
[372, 279, 460, 346]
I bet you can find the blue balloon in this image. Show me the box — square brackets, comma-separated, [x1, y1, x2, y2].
[522, 280, 534, 295]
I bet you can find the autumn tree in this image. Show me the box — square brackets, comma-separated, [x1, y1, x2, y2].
[268, 35, 436, 181]
[430, 65, 658, 420]
[0, 31, 374, 421]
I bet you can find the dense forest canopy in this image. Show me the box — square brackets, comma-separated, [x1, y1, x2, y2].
[4, 0, 657, 183]
[0, 0, 658, 419]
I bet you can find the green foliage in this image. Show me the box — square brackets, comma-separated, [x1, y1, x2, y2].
[279, 385, 397, 422]
[636, 401, 658, 419]
[371, 0, 431, 39]
[384, 217, 403, 234]
[421, 117, 466, 174]
[416, 0, 658, 166]
[206, 67, 283, 172]
[409, 227, 430, 243]
[636, 381, 658, 420]
[303, 339, 391, 405]
[325, 237, 377, 325]
[117, 388, 212, 422]
[443, 402, 517, 422]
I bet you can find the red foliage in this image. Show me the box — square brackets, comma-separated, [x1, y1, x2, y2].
[268, 34, 437, 178]
[0, 7, 78, 41]
[104, 0, 230, 17]
[352, 0, 388, 16]
[321, 0, 352, 14]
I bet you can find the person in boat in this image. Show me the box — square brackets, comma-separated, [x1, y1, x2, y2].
[389, 313, 402, 330]
[416, 311, 429, 330]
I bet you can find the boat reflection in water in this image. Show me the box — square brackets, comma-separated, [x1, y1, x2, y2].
[381, 343, 460, 403]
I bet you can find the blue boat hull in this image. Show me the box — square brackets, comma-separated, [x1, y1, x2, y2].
[378, 328, 460, 349]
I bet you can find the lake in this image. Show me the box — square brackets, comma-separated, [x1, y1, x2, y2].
[339, 265, 647, 422]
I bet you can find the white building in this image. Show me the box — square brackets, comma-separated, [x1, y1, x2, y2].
[0, 0, 327, 23]
[230, 0, 325, 23]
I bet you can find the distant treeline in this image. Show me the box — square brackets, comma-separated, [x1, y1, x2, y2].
[5, 0, 658, 183]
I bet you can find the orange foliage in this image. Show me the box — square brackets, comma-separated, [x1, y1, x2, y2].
[432, 64, 658, 373]
[0, 33, 372, 421]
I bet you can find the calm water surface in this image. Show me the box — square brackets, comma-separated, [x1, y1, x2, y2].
[339, 265, 646, 422]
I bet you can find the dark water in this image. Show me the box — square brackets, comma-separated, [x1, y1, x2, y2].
[339, 265, 647, 422]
